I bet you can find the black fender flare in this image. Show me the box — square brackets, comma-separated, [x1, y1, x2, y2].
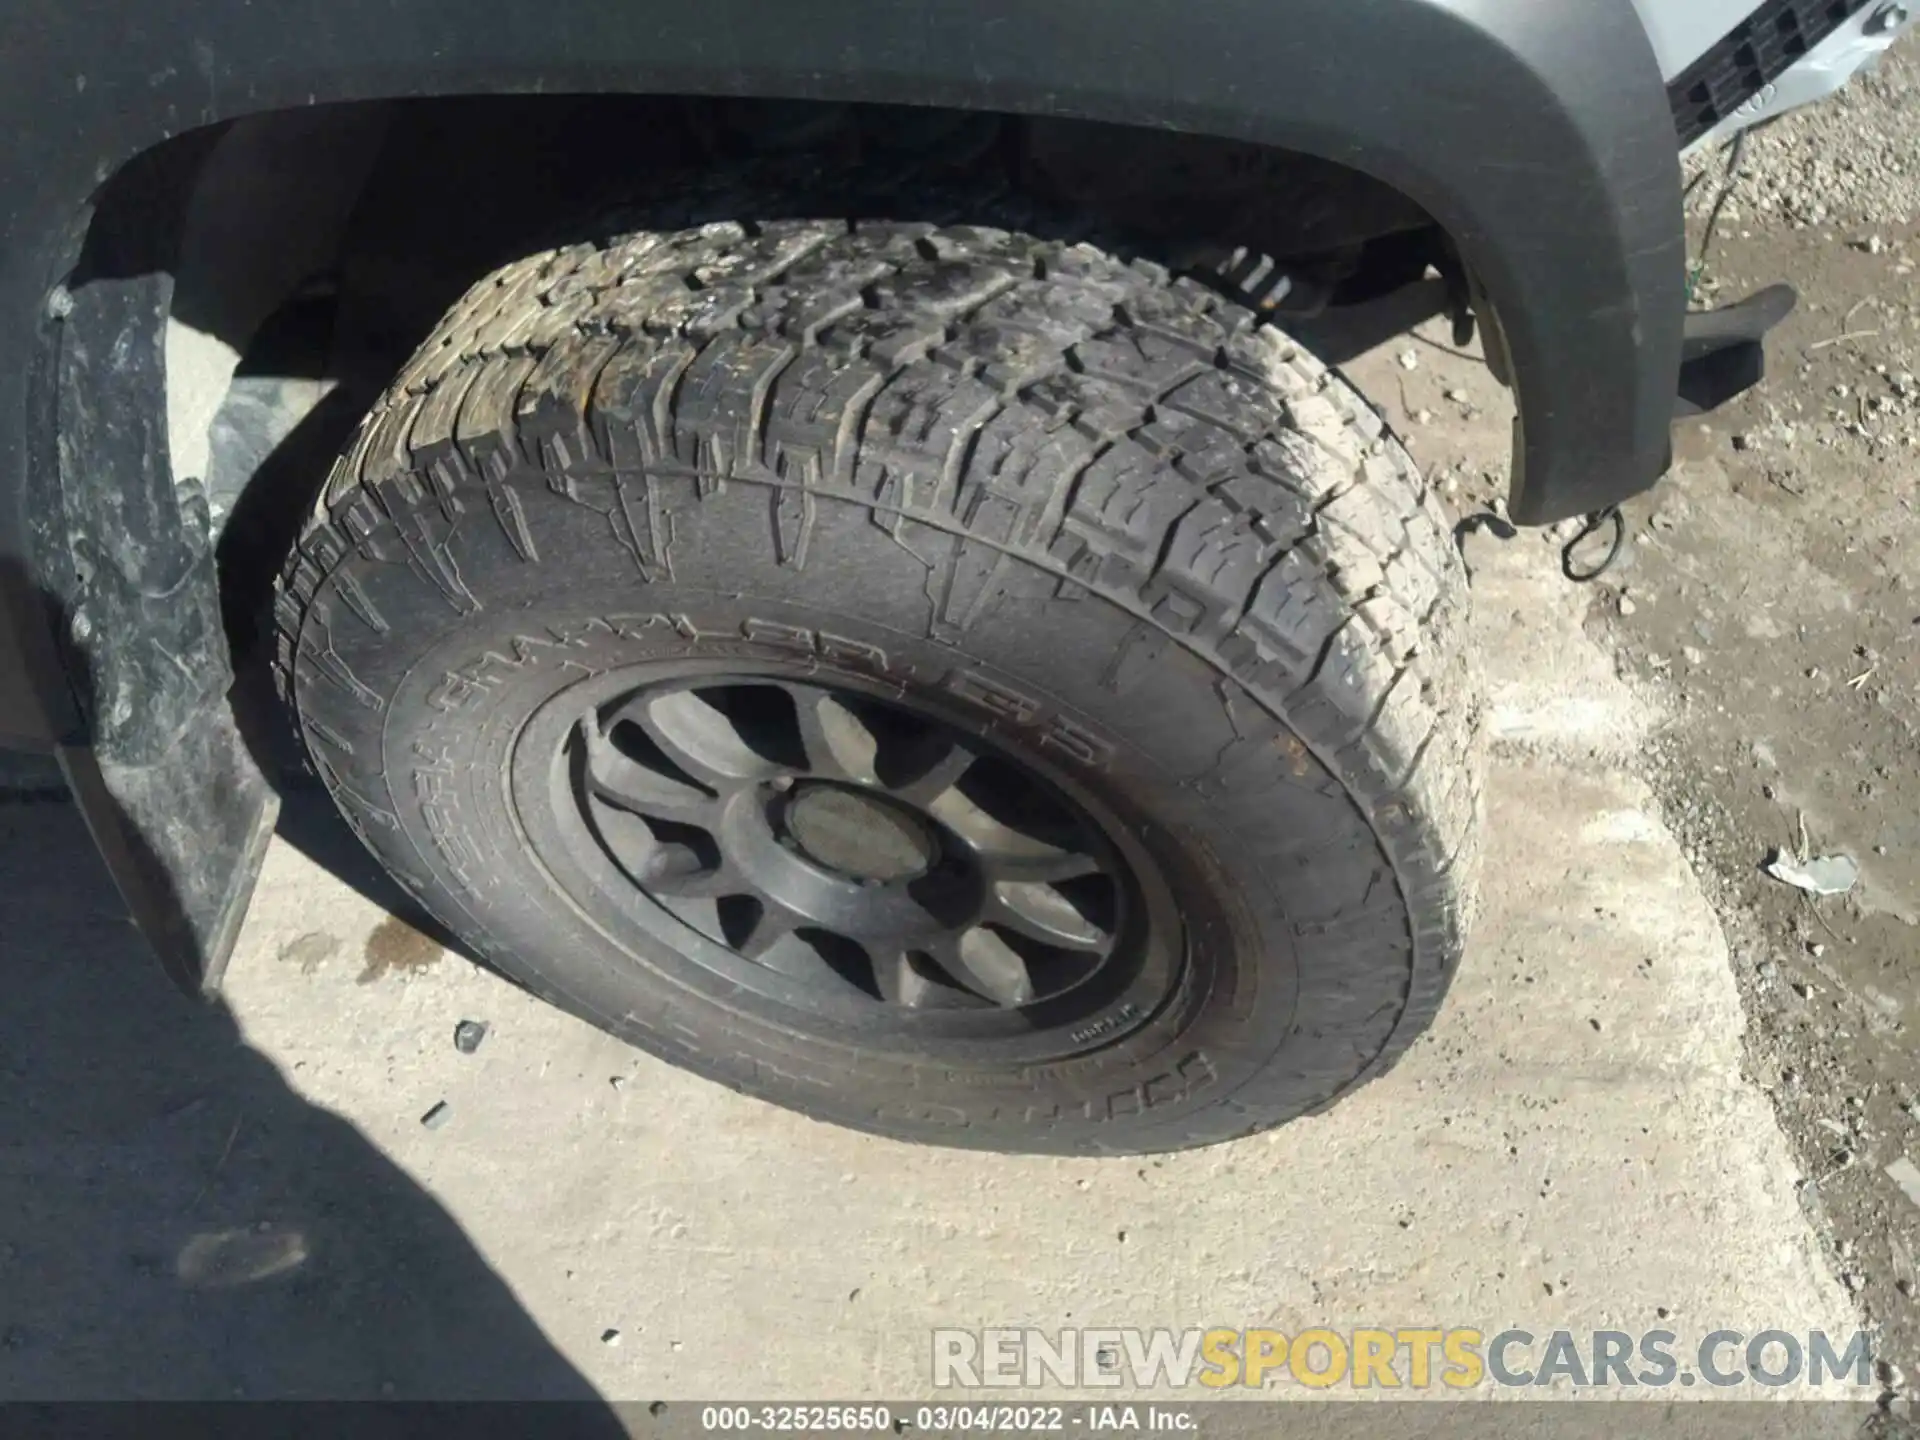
[0, 0, 1683, 982]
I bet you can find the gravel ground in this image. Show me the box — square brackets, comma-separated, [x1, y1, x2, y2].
[1627, 33, 1920, 1414]
[1685, 38, 1920, 234]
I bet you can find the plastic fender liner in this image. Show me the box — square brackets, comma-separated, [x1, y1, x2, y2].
[46, 163, 279, 995]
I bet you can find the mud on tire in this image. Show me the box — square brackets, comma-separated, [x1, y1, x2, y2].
[273, 207, 1482, 1154]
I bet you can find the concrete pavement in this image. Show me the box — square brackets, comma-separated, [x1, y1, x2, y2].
[0, 345, 1859, 1410]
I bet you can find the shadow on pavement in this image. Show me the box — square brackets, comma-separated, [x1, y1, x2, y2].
[0, 795, 617, 1413]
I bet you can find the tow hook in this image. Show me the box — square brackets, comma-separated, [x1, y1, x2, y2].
[1675, 283, 1798, 417]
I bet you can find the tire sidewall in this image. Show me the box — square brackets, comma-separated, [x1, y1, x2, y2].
[294, 475, 1408, 1151]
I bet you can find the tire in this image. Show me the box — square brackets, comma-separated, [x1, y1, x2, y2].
[273, 208, 1482, 1154]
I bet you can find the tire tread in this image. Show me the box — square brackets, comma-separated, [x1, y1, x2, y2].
[277, 194, 1484, 1144]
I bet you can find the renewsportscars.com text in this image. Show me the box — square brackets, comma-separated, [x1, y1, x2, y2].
[931, 1327, 1875, 1391]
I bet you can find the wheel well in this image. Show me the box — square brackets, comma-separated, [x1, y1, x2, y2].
[83, 93, 1448, 658]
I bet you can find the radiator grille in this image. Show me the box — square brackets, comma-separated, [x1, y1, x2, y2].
[1668, 0, 1869, 147]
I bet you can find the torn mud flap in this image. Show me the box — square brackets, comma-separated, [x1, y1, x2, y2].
[1675, 284, 1798, 417]
[58, 723, 278, 996]
[47, 207, 279, 996]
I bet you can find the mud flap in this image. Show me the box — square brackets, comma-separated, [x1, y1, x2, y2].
[58, 728, 277, 995]
[44, 159, 278, 995]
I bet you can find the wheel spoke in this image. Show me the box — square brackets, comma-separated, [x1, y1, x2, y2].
[934, 927, 1037, 1008]
[869, 949, 919, 1005]
[644, 856, 742, 899]
[989, 881, 1108, 951]
[784, 687, 882, 784]
[610, 689, 777, 790]
[733, 901, 801, 960]
[926, 786, 1100, 883]
[870, 949, 928, 1007]
[870, 950, 993, 1009]
[581, 718, 718, 821]
[982, 847, 1103, 885]
[887, 739, 977, 805]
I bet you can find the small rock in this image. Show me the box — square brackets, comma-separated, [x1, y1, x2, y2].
[452, 1020, 488, 1055]
[1886, 1156, 1920, 1208]
[1398, 349, 1419, 371]
[1618, 595, 1638, 617]
[1682, 646, 1703, 665]
[1444, 388, 1468, 403]
[1809, 942, 1826, 958]
[420, 1101, 452, 1130]
[601, 1328, 623, 1347]
[609, 1075, 627, 1092]
[1834, 384, 1851, 400]
[1414, 408, 1433, 425]
[1866, 235, 1886, 255]
[1730, 433, 1750, 451]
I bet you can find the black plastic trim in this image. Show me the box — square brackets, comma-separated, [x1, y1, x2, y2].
[1676, 283, 1798, 416]
[1669, 0, 1869, 147]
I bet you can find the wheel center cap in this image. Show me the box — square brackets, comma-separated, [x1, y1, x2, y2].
[785, 785, 937, 883]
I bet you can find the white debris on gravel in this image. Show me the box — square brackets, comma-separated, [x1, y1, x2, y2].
[1888, 1158, 1920, 1210]
[1764, 849, 1861, 897]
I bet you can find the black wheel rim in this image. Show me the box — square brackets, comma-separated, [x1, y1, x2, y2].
[549, 675, 1137, 1019]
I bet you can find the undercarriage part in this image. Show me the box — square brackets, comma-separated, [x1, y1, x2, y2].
[1281, 277, 1454, 366]
[1022, 119, 1437, 259]
[1560, 506, 1628, 584]
[1676, 283, 1798, 417]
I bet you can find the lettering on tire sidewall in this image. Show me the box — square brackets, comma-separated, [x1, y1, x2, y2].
[414, 609, 1119, 775]
[378, 606, 1250, 1129]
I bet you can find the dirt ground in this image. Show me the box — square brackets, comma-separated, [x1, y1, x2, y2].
[1653, 42, 1920, 1397]
[1377, 34, 1920, 1406]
